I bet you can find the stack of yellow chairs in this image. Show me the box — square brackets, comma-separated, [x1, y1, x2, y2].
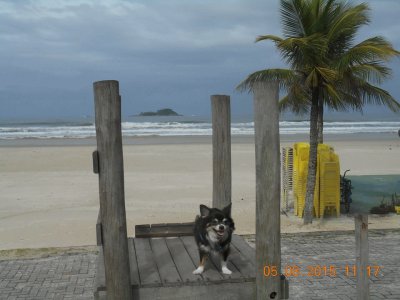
[319, 150, 340, 217]
[293, 143, 319, 217]
[293, 143, 340, 218]
[281, 147, 294, 211]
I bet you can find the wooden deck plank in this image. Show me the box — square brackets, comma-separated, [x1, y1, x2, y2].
[95, 235, 256, 299]
[150, 238, 182, 285]
[165, 237, 202, 284]
[136, 281, 255, 300]
[180, 236, 223, 282]
[229, 244, 255, 278]
[134, 238, 162, 287]
[210, 250, 242, 280]
[231, 235, 255, 264]
[127, 238, 140, 287]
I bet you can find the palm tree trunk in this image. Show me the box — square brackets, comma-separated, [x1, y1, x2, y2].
[317, 97, 324, 144]
[304, 89, 319, 224]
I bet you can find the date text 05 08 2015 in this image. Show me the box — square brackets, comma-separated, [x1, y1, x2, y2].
[263, 265, 382, 278]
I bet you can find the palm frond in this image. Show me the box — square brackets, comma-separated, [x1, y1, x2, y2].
[279, 93, 310, 114]
[275, 34, 328, 67]
[321, 83, 348, 111]
[357, 82, 400, 112]
[338, 36, 400, 71]
[255, 35, 283, 43]
[237, 0, 400, 118]
[305, 68, 319, 88]
[280, 0, 306, 37]
[349, 62, 392, 84]
[236, 69, 298, 92]
[316, 67, 338, 82]
[327, 3, 370, 46]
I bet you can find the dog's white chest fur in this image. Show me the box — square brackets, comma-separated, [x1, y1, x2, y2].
[199, 244, 211, 253]
[207, 230, 220, 243]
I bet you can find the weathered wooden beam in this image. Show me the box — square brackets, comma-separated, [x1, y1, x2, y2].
[93, 80, 132, 300]
[96, 209, 103, 246]
[92, 150, 99, 174]
[253, 82, 282, 299]
[211, 95, 231, 210]
[135, 222, 195, 238]
[355, 214, 369, 300]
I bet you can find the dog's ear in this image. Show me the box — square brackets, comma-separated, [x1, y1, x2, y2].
[222, 203, 232, 217]
[200, 205, 211, 217]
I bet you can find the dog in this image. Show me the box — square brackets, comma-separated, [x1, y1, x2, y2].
[192, 203, 235, 275]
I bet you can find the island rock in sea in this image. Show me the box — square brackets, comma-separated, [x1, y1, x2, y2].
[138, 108, 181, 116]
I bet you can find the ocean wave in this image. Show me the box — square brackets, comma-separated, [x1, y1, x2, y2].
[0, 120, 399, 139]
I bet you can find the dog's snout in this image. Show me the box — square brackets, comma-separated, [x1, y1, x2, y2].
[218, 225, 225, 230]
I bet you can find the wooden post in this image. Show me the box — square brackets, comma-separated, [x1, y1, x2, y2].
[211, 95, 231, 209]
[93, 80, 132, 300]
[355, 214, 369, 300]
[253, 82, 281, 299]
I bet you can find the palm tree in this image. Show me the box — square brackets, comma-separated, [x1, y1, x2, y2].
[237, 0, 400, 224]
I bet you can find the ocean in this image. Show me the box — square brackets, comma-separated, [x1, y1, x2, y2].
[0, 116, 399, 139]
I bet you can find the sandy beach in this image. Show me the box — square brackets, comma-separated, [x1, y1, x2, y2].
[1, 134, 400, 250]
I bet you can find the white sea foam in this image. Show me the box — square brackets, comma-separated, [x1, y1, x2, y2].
[0, 120, 399, 139]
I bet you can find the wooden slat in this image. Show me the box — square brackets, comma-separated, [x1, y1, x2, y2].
[165, 237, 202, 284]
[136, 281, 255, 300]
[92, 150, 99, 174]
[134, 238, 161, 287]
[253, 82, 282, 298]
[127, 238, 140, 287]
[135, 222, 194, 238]
[94, 81, 132, 300]
[150, 238, 182, 285]
[180, 236, 223, 282]
[229, 244, 255, 279]
[231, 235, 255, 264]
[211, 95, 231, 210]
[355, 214, 369, 300]
[96, 210, 103, 246]
[95, 247, 106, 292]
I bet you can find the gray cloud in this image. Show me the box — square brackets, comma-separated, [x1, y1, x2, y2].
[0, 0, 399, 119]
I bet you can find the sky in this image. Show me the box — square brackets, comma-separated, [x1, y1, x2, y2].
[0, 0, 399, 120]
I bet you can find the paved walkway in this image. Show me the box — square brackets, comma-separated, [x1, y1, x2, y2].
[0, 252, 96, 300]
[249, 229, 400, 300]
[0, 229, 399, 299]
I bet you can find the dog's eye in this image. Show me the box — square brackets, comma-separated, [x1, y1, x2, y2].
[209, 219, 219, 226]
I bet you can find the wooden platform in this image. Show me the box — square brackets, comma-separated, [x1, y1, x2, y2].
[94, 234, 256, 299]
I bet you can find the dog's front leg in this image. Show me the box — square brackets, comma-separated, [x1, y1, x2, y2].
[221, 247, 232, 275]
[193, 250, 207, 275]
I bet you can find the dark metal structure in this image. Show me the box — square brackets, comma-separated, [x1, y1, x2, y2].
[340, 169, 353, 213]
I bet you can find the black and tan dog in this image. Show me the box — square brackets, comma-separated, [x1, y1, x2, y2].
[192, 203, 235, 275]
